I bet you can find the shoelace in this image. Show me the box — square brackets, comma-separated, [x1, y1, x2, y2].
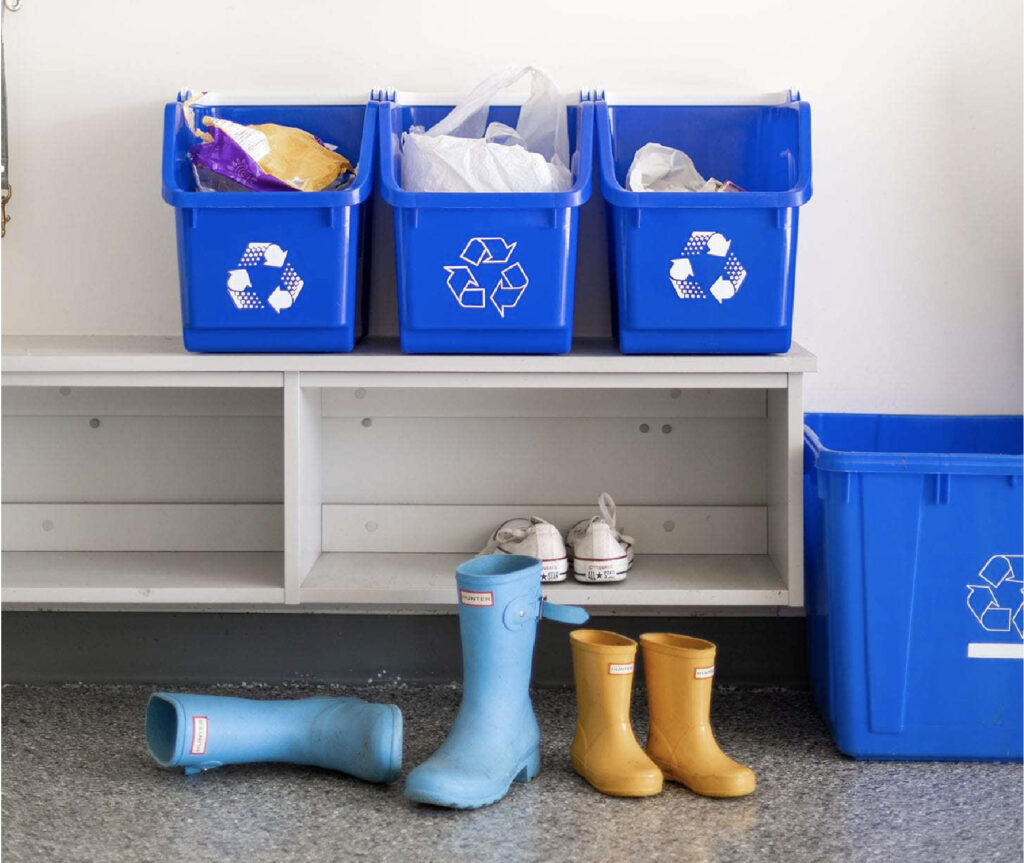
[566, 493, 635, 548]
[481, 517, 553, 554]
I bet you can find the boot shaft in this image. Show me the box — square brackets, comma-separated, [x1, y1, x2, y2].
[455, 554, 543, 721]
[570, 629, 639, 727]
[639, 633, 717, 728]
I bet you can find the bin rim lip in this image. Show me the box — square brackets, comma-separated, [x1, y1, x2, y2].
[161, 100, 377, 209]
[376, 100, 594, 209]
[804, 416, 1024, 476]
[386, 90, 585, 107]
[175, 89, 377, 106]
[595, 89, 801, 106]
[594, 99, 812, 209]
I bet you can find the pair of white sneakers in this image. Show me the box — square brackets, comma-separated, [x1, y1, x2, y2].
[480, 493, 634, 584]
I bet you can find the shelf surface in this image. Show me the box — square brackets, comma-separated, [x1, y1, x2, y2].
[300, 552, 787, 608]
[1, 551, 284, 605]
[2, 336, 816, 378]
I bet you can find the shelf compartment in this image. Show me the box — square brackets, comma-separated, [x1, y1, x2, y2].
[2, 551, 284, 605]
[300, 552, 787, 608]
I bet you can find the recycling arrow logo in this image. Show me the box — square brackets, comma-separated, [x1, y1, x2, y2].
[227, 242, 304, 314]
[967, 554, 1024, 637]
[669, 231, 747, 304]
[444, 237, 528, 318]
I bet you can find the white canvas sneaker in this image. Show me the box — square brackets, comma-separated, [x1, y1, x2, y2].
[479, 516, 568, 583]
[566, 493, 634, 583]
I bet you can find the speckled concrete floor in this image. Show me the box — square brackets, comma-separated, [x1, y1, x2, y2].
[2, 683, 1021, 863]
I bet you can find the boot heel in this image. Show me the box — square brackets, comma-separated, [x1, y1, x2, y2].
[513, 748, 541, 783]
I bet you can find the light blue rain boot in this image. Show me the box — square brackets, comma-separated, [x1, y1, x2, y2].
[145, 693, 402, 782]
[405, 554, 588, 808]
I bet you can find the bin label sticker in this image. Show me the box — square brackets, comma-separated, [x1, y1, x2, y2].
[227, 242, 304, 314]
[444, 237, 528, 317]
[669, 232, 747, 304]
[966, 554, 1024, 659]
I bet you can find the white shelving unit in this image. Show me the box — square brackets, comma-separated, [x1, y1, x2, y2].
[2, 336, 815, 613]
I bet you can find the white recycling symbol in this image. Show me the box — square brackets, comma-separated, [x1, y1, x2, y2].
[669, 231, 747, 304]
[444, 237, 529, 318]
[227, 242, 304, 314]
[967, 554, 1024, 638]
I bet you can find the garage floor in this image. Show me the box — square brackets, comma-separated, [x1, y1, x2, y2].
[2, 683, 1021, 862]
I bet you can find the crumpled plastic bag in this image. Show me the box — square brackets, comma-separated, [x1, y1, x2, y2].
[182, 92, 354, 192]
[627, 143, 740, 193]
[401, 67, 572, 193]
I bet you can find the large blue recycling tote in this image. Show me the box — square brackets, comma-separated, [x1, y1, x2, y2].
[162, 94, 377, 353]
[804, 413, 1024, 761]
[379, 95, 593, 354]
[597, 92, 812, 354]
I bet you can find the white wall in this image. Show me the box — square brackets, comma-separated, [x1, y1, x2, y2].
[1, 0, 1021, 413]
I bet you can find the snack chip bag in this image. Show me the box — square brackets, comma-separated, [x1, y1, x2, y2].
[183, 92, 352, 192]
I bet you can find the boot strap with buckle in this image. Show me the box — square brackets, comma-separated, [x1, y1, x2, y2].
[503, 594, 588, 630]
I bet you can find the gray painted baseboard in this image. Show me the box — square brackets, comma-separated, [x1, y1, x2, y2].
[1, 612, 808, 688]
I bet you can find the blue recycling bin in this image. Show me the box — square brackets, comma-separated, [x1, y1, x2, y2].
[378, 96, 593, 354]
[596, 93, 812, 354]
[804, 413, 1024, 760]
[162, 96, 377, 353]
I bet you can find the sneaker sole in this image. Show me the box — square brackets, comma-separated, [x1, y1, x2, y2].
[542, 558, 569, 583]
[572, 556, 631, 583]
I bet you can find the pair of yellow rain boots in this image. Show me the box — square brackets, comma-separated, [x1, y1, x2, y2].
[569, 630, 756, 799]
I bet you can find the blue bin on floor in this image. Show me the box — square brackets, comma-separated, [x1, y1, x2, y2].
[596, 93, 812, 354]
[162, 95, 377, 353]
[804, 414, 1024, 761]
[378, 96, 593, 354]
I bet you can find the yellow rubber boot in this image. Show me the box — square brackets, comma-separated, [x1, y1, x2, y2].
[639, 633, 756, 798]
[569, 630, 663, 797]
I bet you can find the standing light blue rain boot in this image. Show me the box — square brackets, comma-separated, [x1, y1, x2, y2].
[405, 554, 588, 809]
[145, 693, 402, 783]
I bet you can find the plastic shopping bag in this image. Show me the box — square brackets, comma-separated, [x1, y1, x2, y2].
[401, 67, 572, 193]
[627, 143, 741, 193]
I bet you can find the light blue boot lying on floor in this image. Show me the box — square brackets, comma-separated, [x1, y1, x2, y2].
[405, 554, 588, 809]
[145, 693, 402, 782]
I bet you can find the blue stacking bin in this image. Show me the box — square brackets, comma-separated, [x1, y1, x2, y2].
[378, 96, 593, 354]
[162, 95, 377, 352]
[596, 93, 812, 354]
[804, 414, 1024, 761]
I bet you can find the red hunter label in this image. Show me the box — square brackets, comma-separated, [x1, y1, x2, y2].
[459, 589, 494, 607]
[190, 716, 209, 755]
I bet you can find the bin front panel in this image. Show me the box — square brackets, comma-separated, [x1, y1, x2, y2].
[613, 206, 797, 333]
[396, 207, 575, 336]
[178, 206, 356, 334]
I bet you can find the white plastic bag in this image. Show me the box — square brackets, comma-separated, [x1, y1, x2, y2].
[401, 67, 572, 193]
[627, 142, 724, 192]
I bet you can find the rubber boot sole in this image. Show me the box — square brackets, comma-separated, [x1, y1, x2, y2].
[406, 746, 541, 810]
[649, 755, 756, 798]
[571, 755, 663, 797]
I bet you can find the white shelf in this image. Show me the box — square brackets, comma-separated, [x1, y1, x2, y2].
[300, 553, 787, 608]
[1, 552, 285, 605]
[2, 336, 815, 389]
[1, 337, 812, 612]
